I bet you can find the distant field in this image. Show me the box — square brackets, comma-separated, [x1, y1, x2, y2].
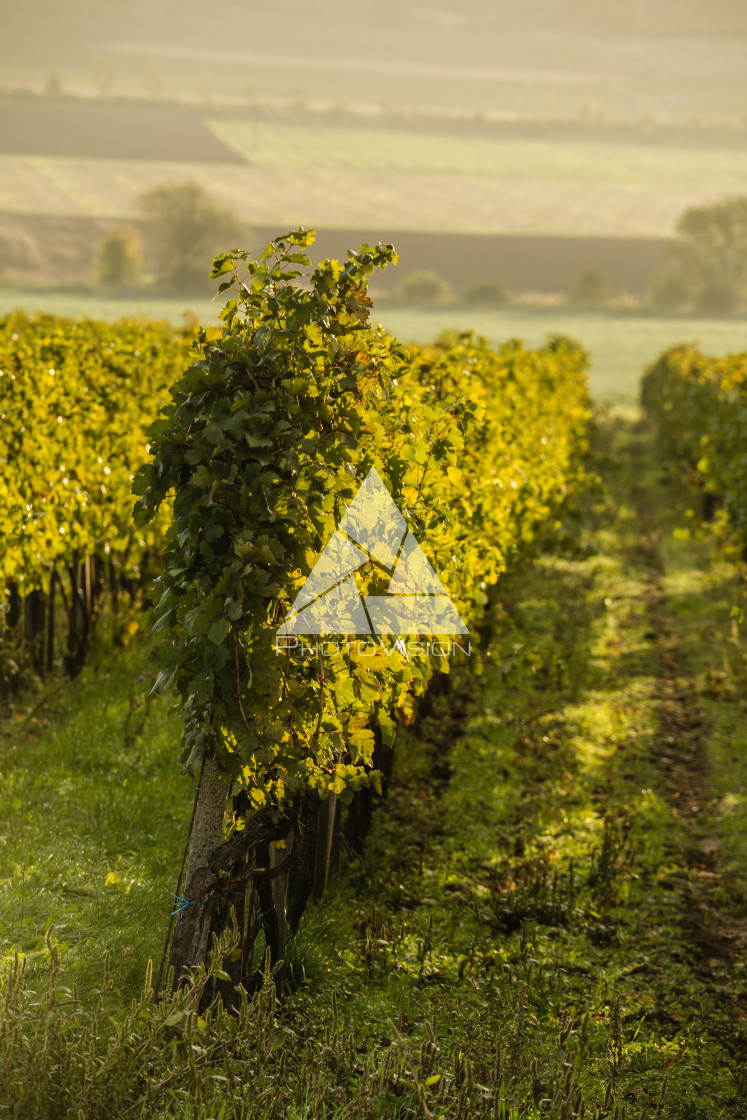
[0, 152, 737, 237]
[0, 288, 215, 326]
[1, 287, 743, 404]
[380, 307, 747, 404]
[0, 115, 745, 237]
[209, 119, 747, 186]
[0, 99, 241, 162]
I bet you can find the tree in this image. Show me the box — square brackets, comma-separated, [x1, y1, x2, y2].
[673, 195, 747, 314]
[137, 180, 247, 292]
[92, 58, 115, 97]
[95, 225, 142, 290]
[571, 267, 610, 307]
[143, 66, 165, 100]
[396, 269, 452, 305]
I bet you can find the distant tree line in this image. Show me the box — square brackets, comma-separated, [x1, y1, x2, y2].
[94, 187, 747, 315]
[95, 180, 248, 294]
[649, 196, 747, 314]
[393, 196, 747, 314]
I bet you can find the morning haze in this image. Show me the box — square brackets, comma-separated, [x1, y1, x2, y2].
[0, 0, 746, 402]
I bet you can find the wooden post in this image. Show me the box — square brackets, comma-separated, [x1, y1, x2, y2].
[269, 831, 294, 964]
[46, 571, 55, 673]
[168, 754, 230, 988]
[313, 792, 337, 901]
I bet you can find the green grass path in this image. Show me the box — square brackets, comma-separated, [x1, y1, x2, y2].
[0, 647, 191, 1001]
[1, 412, 746, 1117]
[280, 412, 745, 1118]
[285, 411, 747, 1117]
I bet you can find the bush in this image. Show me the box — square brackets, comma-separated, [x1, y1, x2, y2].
[647, 269, 692, 312]
[642, 343, 747, 548]
[695, 277, 740, 315]
[0, 310, 186, 678]
[570, 267, 611, 308]
[44, 72, 63, 97]
[463, 280, 509, 307]
[95, 225, 142, 290]
[396, 269, 452, 305]
[132, 230, 591, 987]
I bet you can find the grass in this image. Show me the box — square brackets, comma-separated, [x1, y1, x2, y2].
[1, 410, 746, 1116]
[656, 497, 747, 884]
[291, 412, 747, 1113]
[0, 641, 191, 1004]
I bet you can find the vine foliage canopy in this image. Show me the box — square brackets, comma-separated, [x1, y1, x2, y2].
[133, 228, 447, 814]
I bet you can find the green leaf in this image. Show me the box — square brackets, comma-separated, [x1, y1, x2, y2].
[207, 618, 232, 646]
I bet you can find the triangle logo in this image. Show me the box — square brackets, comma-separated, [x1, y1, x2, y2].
[277, 467, 469, 637]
